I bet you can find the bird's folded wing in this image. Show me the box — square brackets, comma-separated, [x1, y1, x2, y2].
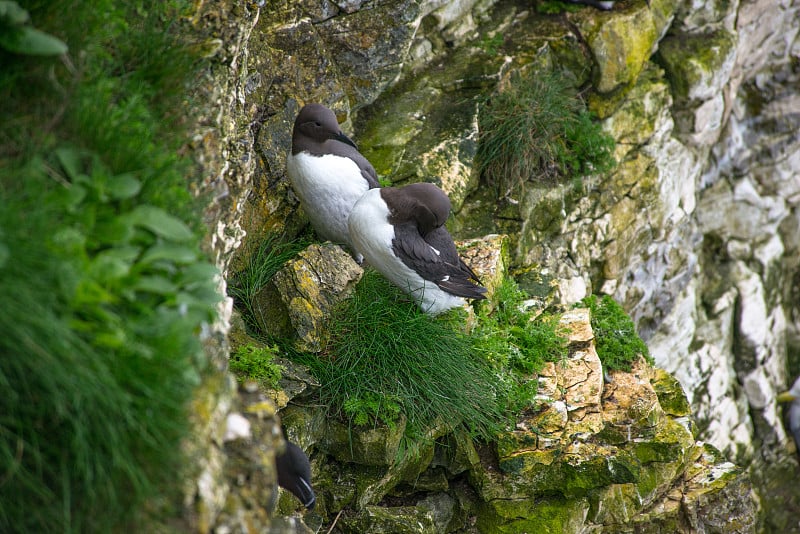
[392, 226, 486, 299]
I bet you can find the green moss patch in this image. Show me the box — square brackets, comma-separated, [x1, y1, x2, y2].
[580, 295, 652, 371]
[472, 278, 569, 410]
[229, 344, 284, 387]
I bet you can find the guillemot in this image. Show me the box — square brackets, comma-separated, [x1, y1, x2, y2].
[286, 103, 379, 260]
[276, 440, 316, 511]
[348, 182, 486, 315]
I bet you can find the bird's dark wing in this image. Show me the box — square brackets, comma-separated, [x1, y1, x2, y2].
[392, 224, 487, 300]
[358, 158, 380, 189]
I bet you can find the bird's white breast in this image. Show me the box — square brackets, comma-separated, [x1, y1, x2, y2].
[349, 189, 465, 315]
[287, 152, 370, 246]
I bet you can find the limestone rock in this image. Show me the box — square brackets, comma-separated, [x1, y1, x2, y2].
[321, 417, 406, 467]
[651, 368, 692, 417]
[573, 2, 666, 94]
[269, 243, 363, 352]
[340, 505, 438, 534]
[431, 427, 481, 476]
[316, 1, 423, 107]
[603, 358, 664, 430]
[657, 29, 738, 145]
[416, 492, 461, 533]
[456, 234, 509, 306]
[280, 404, 327, 451]
[475, 494, 590, 534]
[272, 358, 321, 409]
[678, 445, 758, 534]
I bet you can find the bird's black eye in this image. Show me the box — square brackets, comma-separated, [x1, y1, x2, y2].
[314, 121, 321, 127]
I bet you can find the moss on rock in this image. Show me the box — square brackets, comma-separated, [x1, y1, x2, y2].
[656, 29, 738, 102]
[652, 368, 692, 417]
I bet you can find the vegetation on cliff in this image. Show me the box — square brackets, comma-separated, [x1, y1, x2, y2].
[231, 240, 575, 448]
[476, 68, 616, 196]
[0, 1, 216, 531]
[581, 294, 653, 371]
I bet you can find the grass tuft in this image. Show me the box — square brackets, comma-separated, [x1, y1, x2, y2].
[581, 294, 653, 371]
[294, 270, 509, 441]
[476, 69, 616, 196]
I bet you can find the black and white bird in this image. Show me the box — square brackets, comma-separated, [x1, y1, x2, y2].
[286, 103, 380, 260]
[276, 441, 316, 511]
[348, 182, 487, 315]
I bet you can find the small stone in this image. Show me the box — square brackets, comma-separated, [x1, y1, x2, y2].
[223, 412, 252, 442]
[271, 243, 363, 352]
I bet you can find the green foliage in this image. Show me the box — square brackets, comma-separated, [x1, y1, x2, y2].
[228, 235, 310, 332]
[0, 1, 67, 55]
[478, 32, 504, 55]
[294, 270, 508, 441]
[343, 392, 403, 429]
[476, 69, 616, 196]
[230, 344, 284, 387]
[0, 1, 216, 531]
[471, 279, 569, 410]
[581, 295, 653, 372]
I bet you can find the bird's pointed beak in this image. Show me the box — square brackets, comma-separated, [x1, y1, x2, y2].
[295, 477, 316, 511]
[777, 391, 797, 403]
[334, 131, 359, 150]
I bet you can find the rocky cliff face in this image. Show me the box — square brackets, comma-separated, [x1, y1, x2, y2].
[186, 0, 800, 531]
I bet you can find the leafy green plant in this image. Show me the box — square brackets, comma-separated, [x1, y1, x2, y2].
[471, 278, 569, 411]
[294, 270, 508, 441]
[476, 69, 616, 196]
[230, 344, 284, 387]
[0, 1, 215, 531]
[580, 294, 653, 372]
[343, 392, 403, 428]
[0, 1, 67, 56]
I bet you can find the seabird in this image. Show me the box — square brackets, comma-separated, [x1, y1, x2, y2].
[778, 375, 800, 457]
[348, 182, 487, 315]
[286, 103, 380, 260]
[276, 441, 316, 511]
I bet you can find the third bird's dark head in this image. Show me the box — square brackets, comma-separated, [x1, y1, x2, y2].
[292, 103, 358, 152]
[276, 441, 316, 511]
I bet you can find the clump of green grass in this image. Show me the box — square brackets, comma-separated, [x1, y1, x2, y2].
[294, 270, 508, 441]
[580, 295, 653, 371]
[230, 344, 284, 387]
[0, 1, 217, 531]
[476, 69, 616, 196]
